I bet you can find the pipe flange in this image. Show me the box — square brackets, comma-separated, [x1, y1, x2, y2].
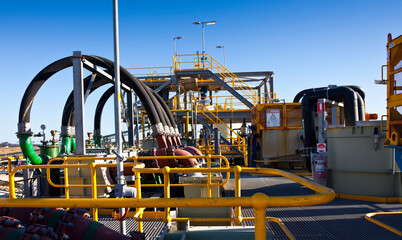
[151, 123, 164, 135]
[17, 122, 33, 135]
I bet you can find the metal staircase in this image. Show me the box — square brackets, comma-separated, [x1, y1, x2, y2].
[192, 97, 247, 163]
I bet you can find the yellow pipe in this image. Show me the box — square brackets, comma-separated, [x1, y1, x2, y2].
[365, 212, 402, 236]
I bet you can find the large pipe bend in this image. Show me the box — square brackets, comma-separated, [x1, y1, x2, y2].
[301, 86, 358, 148]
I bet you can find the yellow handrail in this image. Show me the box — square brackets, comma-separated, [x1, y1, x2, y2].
[5, 155, 336, 240]
[193, 97, 248, 163]
[173, 53, 264, 106]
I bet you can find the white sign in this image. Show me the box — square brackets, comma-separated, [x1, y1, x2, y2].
[266, 109, 281, 127]
[317, 143, 326, 153]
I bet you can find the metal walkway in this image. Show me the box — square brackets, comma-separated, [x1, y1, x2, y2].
[224, 173, 402, 240]
[98, 217, 165, 240]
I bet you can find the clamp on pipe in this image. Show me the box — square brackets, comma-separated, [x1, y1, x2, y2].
[111, 150, 137, 199]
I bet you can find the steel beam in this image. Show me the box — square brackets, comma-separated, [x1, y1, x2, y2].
[72, 51, 86, 155]
[204, 70, 254, 108]
[82, 60, 130, 92]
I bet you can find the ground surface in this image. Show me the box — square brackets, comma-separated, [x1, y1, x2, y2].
[223, 173, 402, 240]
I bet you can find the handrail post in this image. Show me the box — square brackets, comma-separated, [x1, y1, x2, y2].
[134, 159, 144, 232]
[163, 167, 171, 223]
[207, 155, 212, 198]
[9, 159, 16, 199]
[234, 165, 242, 225]
[64, 157, 70, 200]
[90, 163, 98, 221]
[252, 193, 269, 240]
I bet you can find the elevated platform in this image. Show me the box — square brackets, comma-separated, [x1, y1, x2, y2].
[94, 172, 402, 239]
[224, 173, 402, 240]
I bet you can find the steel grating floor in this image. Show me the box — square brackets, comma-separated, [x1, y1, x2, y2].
[98, 216, 166, 240]
[98, 172, 402, 239]
[224, 172, 402, 240]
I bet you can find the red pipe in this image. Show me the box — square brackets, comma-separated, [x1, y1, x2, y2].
[166, 135, 173, 148]
[0, 208, 143, 240]
[155, 134, 168, 149]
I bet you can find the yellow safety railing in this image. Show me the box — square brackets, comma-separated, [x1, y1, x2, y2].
[5, 155, 336, 240]
[193, 97, 248, 163]
[365, 212, 402, 236]
[172, 95, 254, 111]
[173, 53, 262, 106]
[385, 34, 402, 146]
[126, 66, 173, 77]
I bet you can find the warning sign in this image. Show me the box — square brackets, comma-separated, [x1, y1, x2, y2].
[317, 102, 324, 113]
[266, 109, 281, 127]
[317, 143, 326, 153]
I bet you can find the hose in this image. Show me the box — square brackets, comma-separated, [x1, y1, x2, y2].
[18, 134, 42, 165]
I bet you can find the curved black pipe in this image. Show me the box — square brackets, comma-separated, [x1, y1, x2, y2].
[19, 57, 72, 123]
[301, 86, 358, 148]
[19, 55, 161, 129]
[152, 90, 176, 128]
[293, 87, 328, 103]
[94, 86, 115, 134]
[62, 74, 111, 128]
[293, 85, 365, 103]
[356, 92, 365, 121]
[347, 85, 365, 100]
[84, 55, 161, 127]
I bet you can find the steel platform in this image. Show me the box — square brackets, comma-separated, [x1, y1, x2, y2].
[224, 172, 402, 240]
[98, 172, 402, 239]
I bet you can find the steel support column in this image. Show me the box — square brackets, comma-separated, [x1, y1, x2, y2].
[127, 91, 134, 147]
[72, 51, 86, 155]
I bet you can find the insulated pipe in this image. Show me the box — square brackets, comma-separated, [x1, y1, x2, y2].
[60, 74, 112, 153]
[301, 86, 358, 148]
[138, 81, 169, 148]
[18, 55, 161, 130]
[356, 92, 365, 121]
[294, 85, 365, 103]
[61, 73, 112, 128]
[17, 55, 167, 163]
[150, 89, 178, 146]
[94, 86, 115, 148]
[151, 90, 182, 146]
[293, 87, 328, 103]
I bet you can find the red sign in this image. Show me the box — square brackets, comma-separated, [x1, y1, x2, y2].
[317, 102, 324, 113]
[317, 143, 326, 153]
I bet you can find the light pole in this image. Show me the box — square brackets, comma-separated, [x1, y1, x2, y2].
[216, 45, 226, 67]
[192, 21, 216, 54]
[173, 36, 183, 56]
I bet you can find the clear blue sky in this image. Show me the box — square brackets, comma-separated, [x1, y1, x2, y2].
[1, 0, 401, 143]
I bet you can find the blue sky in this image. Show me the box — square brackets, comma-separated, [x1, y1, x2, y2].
[1, 0, 401, 143]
